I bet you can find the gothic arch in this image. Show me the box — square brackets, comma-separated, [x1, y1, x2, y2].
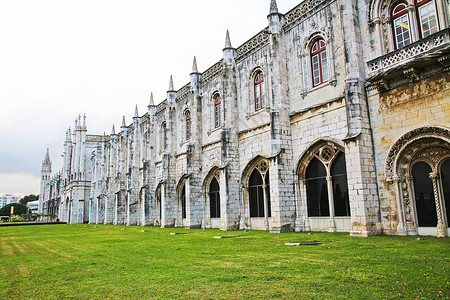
[296, 139, 345, 179]
[241, 155, 270, 189]
[176, 174, 190, 222]
[295, 139, 350, 232]
[203, 166, 220, 192]
[304, 31, 329, 50]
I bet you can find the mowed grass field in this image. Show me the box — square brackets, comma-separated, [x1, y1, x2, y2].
[0, 225, 448, 299]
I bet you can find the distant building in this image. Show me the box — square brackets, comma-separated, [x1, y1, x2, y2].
[27, 200, 39, 214]
[0, 194, 21, 208]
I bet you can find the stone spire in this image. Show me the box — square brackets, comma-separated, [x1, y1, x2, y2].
[190, 57, 201, 93]
[224, 29, 233, 49]
[149, 92, 154, 106]
[82, 114, 86, 127]
[223, 30, 236, 66]
[41, 148, 52, 173]
[269, 0, 279, 14]
[134, 105, 139, 118]
[168, 75, 175, 92]
[65, 129, 70, 141]
[44, 148, 51, 165]
[268, 0, 284, 34]
[192, 56, 199, 74]
[167, 76, 176, 107]
[121, 115, 126, 127]
[111, 124, 115, 135]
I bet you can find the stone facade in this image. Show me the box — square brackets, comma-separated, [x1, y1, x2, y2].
[39, 0, 450, 236]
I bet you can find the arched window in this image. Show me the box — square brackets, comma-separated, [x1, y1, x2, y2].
[331, 152, 350, 216]
[391, 2, 411, 49]
[412, 162, 437, 226]
[209, 177, 220, 218]
[310, 38, 328, 87]
[161, 122, 168, 152]
[416, 0, 439, 38]
[185, 110, 191, 141]
[254, 71, 265, 111]
[214, 94, 221, 128]
[305, 146, 350, 217]
[249, 161, 271, 218]
[306, 158, 329, 216]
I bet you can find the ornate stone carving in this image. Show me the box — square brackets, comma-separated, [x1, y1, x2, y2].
[385, 127, 450, 178]
[413, 147, 450, 165]
[236, 30, 269, 63]
[200, 61, 223, 84]
[283, 0, 328, 32]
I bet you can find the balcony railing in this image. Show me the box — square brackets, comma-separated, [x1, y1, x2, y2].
[367, 28, 449, 78]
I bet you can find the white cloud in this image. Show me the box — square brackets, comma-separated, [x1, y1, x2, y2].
[0, 173, 40, 196]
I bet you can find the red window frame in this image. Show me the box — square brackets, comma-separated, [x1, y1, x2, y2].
[214, 95, 221, 128]
[254, 71, 264, 111]
[391, 2, 411, 49]
[185, 110, 191, 141]
[415, 0, 440, 39]
[310, 39, 327, 87]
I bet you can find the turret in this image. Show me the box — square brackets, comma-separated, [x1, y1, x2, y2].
[190, 57, 201, 95]
[167, 75, 177, 107]
[41, 148, 52, 176]
[148, 92, 156, 120]
[267, 0, 284, 34]
[223, 30, 236, 67]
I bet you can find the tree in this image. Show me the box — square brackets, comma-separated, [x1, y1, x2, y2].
[20, 194, 38, 205]
[0, 203, 28, 216]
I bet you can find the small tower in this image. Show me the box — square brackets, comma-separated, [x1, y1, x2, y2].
[41, 148, 52, 180]
[223, 30, 236, 67]
[267, 0, 284, 34]
[190, 57, 201, 95]
[39, 148, 52, 215]
[167, 75, 177, 107]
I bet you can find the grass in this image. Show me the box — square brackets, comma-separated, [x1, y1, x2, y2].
[0, 225, 448, 299]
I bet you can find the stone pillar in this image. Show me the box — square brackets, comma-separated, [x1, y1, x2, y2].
[430, 172, 446, 237]
[326, 176, 336, 232]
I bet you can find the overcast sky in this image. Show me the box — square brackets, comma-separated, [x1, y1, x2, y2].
[0, 0, 300, 196]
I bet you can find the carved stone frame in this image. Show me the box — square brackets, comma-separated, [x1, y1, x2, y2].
[385, 126, 450, 236]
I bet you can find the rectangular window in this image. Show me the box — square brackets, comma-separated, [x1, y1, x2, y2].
[418, 1, 438, 38]
[394, 15, 411, 48]
[321, 52, 328, 83]
[312, 54, 320, 86]
[255, 87, 261, 111]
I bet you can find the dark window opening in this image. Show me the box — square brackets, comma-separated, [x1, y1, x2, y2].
[306, 158, 329, 217]
[440, 159, 450, 223]
[412, 162, 437, 227]
[249, 168, 270, 218]
[209, 177, 220, 218]
[331, 152, 350, 217]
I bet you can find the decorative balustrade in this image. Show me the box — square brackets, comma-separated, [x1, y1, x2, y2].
[367, 28, 449, 77]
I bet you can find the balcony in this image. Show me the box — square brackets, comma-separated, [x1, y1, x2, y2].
[366, 28, 450, 85]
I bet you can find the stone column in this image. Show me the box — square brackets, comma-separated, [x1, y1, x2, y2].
[430, 172, 446, 237]
[393, 176, 407, 236]
[326, 176, 336, 232]
[263, 183, 269, 230]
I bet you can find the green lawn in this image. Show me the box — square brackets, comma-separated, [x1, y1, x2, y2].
[0, 225, 448, 299]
